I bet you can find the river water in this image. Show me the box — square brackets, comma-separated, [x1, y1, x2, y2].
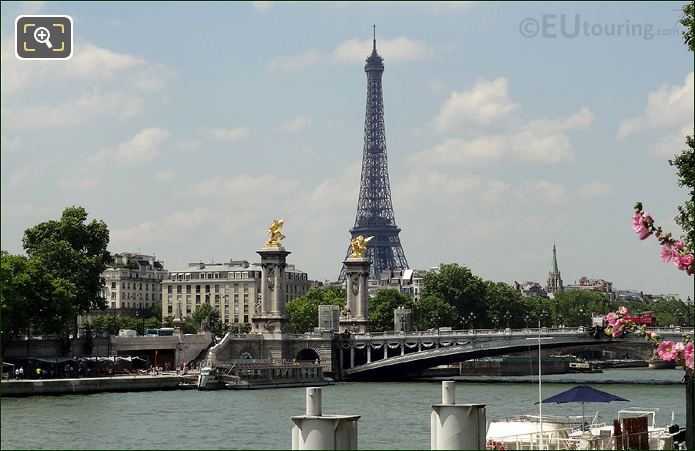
[1, 369, 686, 449]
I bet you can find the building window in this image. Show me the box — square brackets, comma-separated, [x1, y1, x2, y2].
[186, 295, 191, 304]
[243, 294, 248, 303]
[167, 285, 172, 294]
[243, 284, 248, 292]
[111, 292, 116, 300]
[234, 284, 239, 293]
[168, 306, 173, 314]
[176, 285, 182, 294]
[205, 285, 210, 293]
[186, 285, 191, 294]
[196, 285, 201, 293]
[214, 284, 219, 292]
[214, 294, 220, 304]
[243, 305, 249, 314]
[243, 315, 249, 323]
[111, 282, 116, 289]
[195, 295, 200, 303]
[111, 302, 116, 309]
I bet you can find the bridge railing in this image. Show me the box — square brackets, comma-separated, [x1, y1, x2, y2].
[348, 327, 589, 340]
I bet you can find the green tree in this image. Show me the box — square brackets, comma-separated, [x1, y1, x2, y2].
[481, 280, 525, 328]
[682, 1, 694, 53]
[414, 295, 459, 330]
[421, 264, 486, 318]
[192, 302, 221, 335]
[1, 252, 76, 354]
[286, 287, 345, 333]
[368, 289, 413, 332]
[22, 207, 111, 330]
[555, 290, 610, 326]
[670, 134, 695, 250]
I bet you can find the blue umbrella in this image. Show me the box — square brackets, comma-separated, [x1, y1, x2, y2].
[536, 385, 629, 428]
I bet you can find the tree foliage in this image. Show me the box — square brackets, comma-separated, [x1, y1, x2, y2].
[191, 302, 222, 335]
[22, 206, 111, 315]
[682, 1, 695, 53]
[670, 134, 695, 250]
[286, 286, 345, 333]
[368, 288, 413, 331]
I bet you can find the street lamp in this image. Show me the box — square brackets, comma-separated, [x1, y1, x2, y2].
[504, 310, 511, 329]
[468, 312, 476, 330]
[578, 307, 585, 327]
[558, 313, 564, 328]
[135, 311, 144, 336]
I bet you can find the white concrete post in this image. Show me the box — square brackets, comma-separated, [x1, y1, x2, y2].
[400, 342, 405, 356]
[291, 387, 360, 450]
[431, 381, 486, 450]
[350, 346, 355, 368]
[367, 346, 371, 363]
[306, 387, 322, 416]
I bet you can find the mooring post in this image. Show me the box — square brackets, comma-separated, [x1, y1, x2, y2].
[430, 381, 486, 450]
[291, 387, 360, 450]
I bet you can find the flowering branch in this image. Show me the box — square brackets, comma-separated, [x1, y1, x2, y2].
[605, 306, 693, 374]
[633, 202, 694, 275]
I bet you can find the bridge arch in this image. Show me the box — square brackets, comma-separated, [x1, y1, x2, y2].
[296, 348, 320, 362]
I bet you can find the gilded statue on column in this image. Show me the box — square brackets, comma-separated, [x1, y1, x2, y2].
[265, 219, 286, 247]
[349, 235, 373, 258]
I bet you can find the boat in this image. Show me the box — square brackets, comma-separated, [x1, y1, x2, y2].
[486, 408, 682, 450]
[568, 361, 603, 373]
[648, 358, 677, 369]
[197, 366, 226, 390]
[197, 360, 333, 390]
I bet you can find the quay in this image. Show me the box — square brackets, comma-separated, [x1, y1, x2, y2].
[1, 374, 180, 397]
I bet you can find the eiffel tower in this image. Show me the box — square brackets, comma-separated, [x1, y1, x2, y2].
[339, 28, 409, 282]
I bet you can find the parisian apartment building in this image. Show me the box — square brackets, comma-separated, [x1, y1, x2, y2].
[161, 259, 310, 325]
[101, 252, 168, 312]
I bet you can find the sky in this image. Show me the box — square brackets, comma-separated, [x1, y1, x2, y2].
[1, 1, 693, 301]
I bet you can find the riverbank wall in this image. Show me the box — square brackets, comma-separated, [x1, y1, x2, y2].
[1, 375, 180, 397]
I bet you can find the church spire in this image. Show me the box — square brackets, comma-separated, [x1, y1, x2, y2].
[547, 243, 564, 296]
[550, 242, 559, 274]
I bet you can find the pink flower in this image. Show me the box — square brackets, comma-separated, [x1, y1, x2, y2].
[613, 318, 627, 337]
[675, 253, 694, 271]
[674, 342, 686, 355]
[632, 212, 653, 240]
[684, 342, 694, 371]
[657, 341, 678, 361]
[673, 240, 685, 250]
[660, 244, 674, 263]
[606, 312, 617, 326]
[618, 306, 628, 316]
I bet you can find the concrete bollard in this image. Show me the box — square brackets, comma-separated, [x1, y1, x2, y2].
[291, 387, 360, 450]
[431, 381, 486, 450]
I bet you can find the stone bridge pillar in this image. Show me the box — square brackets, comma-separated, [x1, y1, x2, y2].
[340, 257, 370, 334]
[252, 246, 291, 335]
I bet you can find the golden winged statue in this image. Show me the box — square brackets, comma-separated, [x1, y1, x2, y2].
[265, 219, 286, 247]
[349, 235, 373, 258]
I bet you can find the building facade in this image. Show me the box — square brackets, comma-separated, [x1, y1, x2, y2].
[162, 259, 309, 326]
[514, 281, 548, 298]
[566, 277, 614, 298]
[101, 253, 167, 312]
[374, 268, 425, 301]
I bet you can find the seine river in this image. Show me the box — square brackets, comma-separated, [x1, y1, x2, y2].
[1, 369, 686, 449]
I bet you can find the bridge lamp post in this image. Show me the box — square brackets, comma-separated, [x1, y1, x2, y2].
[578, 307, 585, 327]
[524, 315, 531, 330]
[557, 313, 563, 328]
[492, 316, 499, 331]
[468, 312, 476, 331]
[504, 310, 511, 330]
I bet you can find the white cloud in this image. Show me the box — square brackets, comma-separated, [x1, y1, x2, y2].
[617, 72, 694, 139]
[111, 207, 216, 245]
[266, 51, 323, 71]
[19, 1, 45, 14]
[59, 177, 99, 191]
[210, 127, 249, 141]
[7, 164, 34, 190]
[193, 174, 299, 201]
[333, 36, 428, 63]
[576, 180, 613, 200]
[278, 116, 312, 133]
[115, 128, 170, 164]
[434, 77, 519, 131]
[0, 202, 52, 219]
[1, 135, 22, 153]
[154, 169, 177, 183]
[252, 1, 273, 12]
[653, 122, 692, 157]
[309, 163, 361, 205]
[514, 181, 569, 205]
[4, 90, 145, 130]
[413, 107, 592, 166]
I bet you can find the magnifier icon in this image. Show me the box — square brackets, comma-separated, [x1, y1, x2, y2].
[33, 27, 53, 49]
